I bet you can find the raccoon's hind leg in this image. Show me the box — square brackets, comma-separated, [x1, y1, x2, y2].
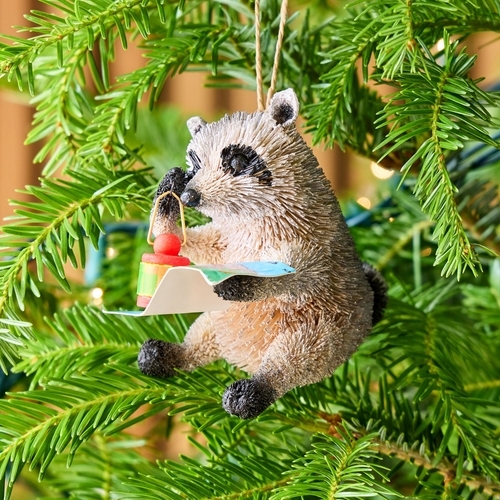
[138, 313, 220, 378]
[222, 320, 338, 419]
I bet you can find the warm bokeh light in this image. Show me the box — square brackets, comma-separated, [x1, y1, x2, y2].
[370, 162, 394, 179]
[106, 247, 117, 258]
[357, 197, 372, 209]
[91, 287, 104, 300]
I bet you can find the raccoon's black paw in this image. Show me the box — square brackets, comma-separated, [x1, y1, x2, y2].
[138, 339, 183, 379]
[222, 379, 276, 419]
[213, 275, 265, 302]
[155, 168, 191, 219]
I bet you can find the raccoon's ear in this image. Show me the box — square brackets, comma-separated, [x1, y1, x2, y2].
[268, 88, 299, 126]
[187, 116, 207, 137]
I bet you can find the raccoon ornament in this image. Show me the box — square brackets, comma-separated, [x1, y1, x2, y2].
[138, 88, 388, 419]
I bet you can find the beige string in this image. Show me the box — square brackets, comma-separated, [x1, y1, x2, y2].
[266, 0, 288, 107]
[147, 191, 187, 246]
[255, 0, 265, 111]
[254, 0, 288, 110]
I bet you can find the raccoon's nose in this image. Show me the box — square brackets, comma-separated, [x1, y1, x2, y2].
[180, 189, 201, 207]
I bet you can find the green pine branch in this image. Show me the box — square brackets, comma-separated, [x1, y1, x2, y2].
[262, 279, 500, 495]
[455, 166, 500, 257]
[78, 26, 227, 165]
[350, 0, 500, 80]
[0, 305, 226, 498]
[15, 304, 186, 387]
[0, 371, 170, 497]
[271, 426, 398, 499]
[0, 0, 499, 498]
[1, 280, 499, 498]
[0, 168, 153, 371]
[376, 34, 500, 278]
[314, 412, 500, 498]
[0, 361, 249, 499]
[27, 43, 92, 175]
[306, 7, 500, 279]
[38, 433, 155, 500]
[123, 425, 397, 500]
[376, 439, 500, 498]
[0, 0, 163, 92]
[125, 443, 294, 499]
[305, 18, 381, 151]
[372, 282, 500, 479]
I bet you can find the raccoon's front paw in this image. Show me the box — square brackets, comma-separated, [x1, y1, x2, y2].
[222, 378, 276, 419]
[138, 339, 183, 379]
[155, 168, 191, 219]
[213, 275, 265, 302]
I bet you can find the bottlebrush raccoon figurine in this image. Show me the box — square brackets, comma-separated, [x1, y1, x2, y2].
[138, 89, 387, 419]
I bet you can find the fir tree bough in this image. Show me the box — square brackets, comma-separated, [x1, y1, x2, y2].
[0, 0, 499, 498]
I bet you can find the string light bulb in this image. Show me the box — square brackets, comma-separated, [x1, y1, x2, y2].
[106, 247, 117, 258]
[91, 287, 104, 306]
[357, 197, 371, 209]
[370, 162, 393, 180]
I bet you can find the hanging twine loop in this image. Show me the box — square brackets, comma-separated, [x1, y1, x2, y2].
[255, 0, 288, 110]
[148, 191, 187, 246]
[255, 0, 265, 111]
[266, 0, 288, 107]
[148, 2, 289, 246]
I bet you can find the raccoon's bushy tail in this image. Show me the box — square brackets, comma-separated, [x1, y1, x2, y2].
[362, 262, 388, 325]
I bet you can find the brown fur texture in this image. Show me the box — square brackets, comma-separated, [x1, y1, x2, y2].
[138, 89, 387, 419]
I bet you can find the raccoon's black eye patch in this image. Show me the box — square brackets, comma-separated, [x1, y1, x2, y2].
[220, 144, 272, 186]
[188, 150, 202, 174]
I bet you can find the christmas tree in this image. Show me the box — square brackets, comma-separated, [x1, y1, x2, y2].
[0, 0, 499, 498]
